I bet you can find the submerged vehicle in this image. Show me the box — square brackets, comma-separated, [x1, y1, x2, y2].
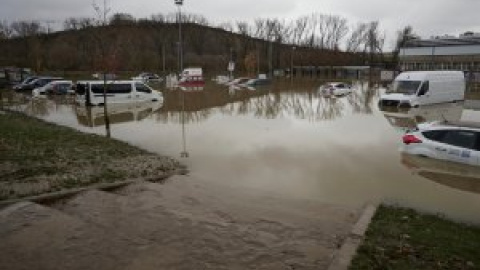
[15, 77, 63, 92]
[240, 74, 271, 87]
[379, 71, 465, 108]
[75, 80, 163, 106]
[179, 67, 204, 86]
[131, 73, 162, 83]
[319, 82, 353, 96]
[402, 120, 480, 166]
[32, 80, 74, 96]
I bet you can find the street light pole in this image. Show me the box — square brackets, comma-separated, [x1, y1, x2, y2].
[229, 47, 234, 79]
[175, 0, 184, 75]
[290, 46, 296, 82]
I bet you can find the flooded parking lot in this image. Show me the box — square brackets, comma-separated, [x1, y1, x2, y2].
[11, 80, 480, 224]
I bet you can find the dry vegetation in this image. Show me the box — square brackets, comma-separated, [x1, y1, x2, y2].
[0, 111, 182, 200]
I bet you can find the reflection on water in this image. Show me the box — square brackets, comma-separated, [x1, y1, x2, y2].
[5, 81, 480, 224]
[402, 154, 480, 195]
[380, 102, 464, 132]
[76, 101, 163, 127]
[156, 81, 380, 124]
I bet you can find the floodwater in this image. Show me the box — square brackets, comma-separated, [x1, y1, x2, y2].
[11, 81, 480, 224]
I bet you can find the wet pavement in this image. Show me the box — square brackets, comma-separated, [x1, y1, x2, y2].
[6, 80, 480, 224]
[0, 176, 361, 270]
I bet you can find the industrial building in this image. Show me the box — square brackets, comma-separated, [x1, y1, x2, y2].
[399, 33, 480, 72]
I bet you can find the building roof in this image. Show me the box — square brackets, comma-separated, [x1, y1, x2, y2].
[405, 36, 480, 47]
[400, 45, 480, 57]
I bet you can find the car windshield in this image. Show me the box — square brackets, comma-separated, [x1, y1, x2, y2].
[391, 80, 421, 95]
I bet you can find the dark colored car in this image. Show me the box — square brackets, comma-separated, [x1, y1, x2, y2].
[15, 77, 63, 92]
[12, 76, 39, 90]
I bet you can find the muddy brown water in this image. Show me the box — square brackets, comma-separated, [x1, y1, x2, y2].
[11, 81, 480, 224]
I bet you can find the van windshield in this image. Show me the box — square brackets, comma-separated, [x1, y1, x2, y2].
[391, 81, 422, 95]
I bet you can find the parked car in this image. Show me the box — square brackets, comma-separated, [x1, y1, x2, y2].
[319, 82, 353, 96]
[402, 121, 480, 166]
[239, 74, 271, 87]
[131, 72, 162, 83]
[32, 80, 74, 96]
[15, 77, 63, 92]
[379, 71, 465, 108]
[12, 76, 39, 90]
[227, 77, 250, 86]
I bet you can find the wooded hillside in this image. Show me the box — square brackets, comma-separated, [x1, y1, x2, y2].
[0, 13, 387, 74]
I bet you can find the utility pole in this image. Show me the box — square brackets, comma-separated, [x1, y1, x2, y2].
[290, 46, 296, 82]
[175, 0, 184, 75]
[162, 43, 166, 75]
[268, 42, 273, 78]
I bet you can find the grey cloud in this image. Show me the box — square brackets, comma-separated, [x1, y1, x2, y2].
[1, 0, 479, 47]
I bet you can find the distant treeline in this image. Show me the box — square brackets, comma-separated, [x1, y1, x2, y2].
[0, 11, 398, 73]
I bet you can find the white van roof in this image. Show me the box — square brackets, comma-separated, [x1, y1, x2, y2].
[395, 71, 464, 81]
[77, 80, 139, 84]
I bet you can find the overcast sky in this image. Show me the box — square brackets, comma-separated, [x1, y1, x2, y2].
[1, 0, 480, 48]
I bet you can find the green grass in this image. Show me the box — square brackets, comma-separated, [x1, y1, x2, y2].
[0, 111, 179, 200]
[350, 205, 480, 270]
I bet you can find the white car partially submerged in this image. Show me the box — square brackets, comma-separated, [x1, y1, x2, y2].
[319, 82, 353, 96]
[131, 73, 162, 83]
[32, 80, 74, 96]
[402, 121, 480, 166]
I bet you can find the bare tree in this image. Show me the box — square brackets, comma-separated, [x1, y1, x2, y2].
[109, 13, 136, 25]
[364, 21, 385, 64]
[92, 0, 115, 137]
[310, 13, 348, 50]
[345, 23, 368, 53]
[235, 21, 251, 36]
[11, 20, 44, 37]
[0, 20, 13, 39]
[63, 18, 80, 30]
[392, 26, 417, 67]
[290, 16, 309, 45]
[218, 22, 234, 32]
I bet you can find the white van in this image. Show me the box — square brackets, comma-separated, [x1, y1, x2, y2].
[179, 67, 204, 83]
[75, 80, 163, 106]
[379, 71, 465, 108]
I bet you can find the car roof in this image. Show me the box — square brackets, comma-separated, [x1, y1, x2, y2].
[77, 80, 139, 84]
[48, 80, 73, 84]
[420, 120, 480, 131]
[442, 120, 480, 130]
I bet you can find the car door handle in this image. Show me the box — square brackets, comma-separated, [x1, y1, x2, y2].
[435, 147, 447, 152]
